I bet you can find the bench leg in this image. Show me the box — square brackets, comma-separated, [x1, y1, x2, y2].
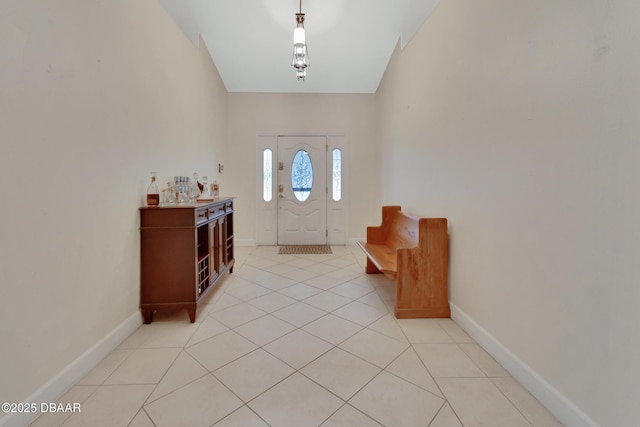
[365, 258, 382, 274]
[395, 240, 450, 319]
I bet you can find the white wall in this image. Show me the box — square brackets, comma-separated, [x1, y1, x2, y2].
[226, 93, 379, 245]
[4, 0, 638, 425]
[0, 0, 227, 421]
[376, 0, 640, 425]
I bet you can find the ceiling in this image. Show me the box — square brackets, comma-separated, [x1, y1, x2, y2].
[157, 0, 440, 93]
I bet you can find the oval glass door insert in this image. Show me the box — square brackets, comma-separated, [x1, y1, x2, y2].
[291, 149, 313, 202]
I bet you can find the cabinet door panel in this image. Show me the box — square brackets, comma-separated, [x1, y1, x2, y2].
[141, 228, 196, 302]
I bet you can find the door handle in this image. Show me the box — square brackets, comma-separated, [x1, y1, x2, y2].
[278, 184, 284, 193]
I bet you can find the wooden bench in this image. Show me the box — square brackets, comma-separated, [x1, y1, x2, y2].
[356, 206, 450, 319]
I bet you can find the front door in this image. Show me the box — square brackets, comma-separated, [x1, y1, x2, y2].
[277, 136, 327, 245]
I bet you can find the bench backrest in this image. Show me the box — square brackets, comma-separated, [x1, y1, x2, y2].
[385, 211, 420, 249]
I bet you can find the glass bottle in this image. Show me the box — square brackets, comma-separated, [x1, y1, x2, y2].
[146, 172, 160, 206]
[162, 181, 175, 205]
[200, 176, 211, 198]
[196, 173, 204, 194]
[178, 176, 188, 203]
[213, 180, 220, 198]
[190, 172, 201, 201]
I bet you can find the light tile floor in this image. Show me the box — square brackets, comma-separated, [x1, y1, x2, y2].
[31, 246, 563, 427]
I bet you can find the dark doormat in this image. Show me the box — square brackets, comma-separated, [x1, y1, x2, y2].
[278, 245, 333, 255]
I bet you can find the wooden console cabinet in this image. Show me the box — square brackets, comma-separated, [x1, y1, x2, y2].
[139, 197, 234, 323]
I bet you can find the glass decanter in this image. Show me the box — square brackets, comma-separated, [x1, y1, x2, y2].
[199, 176, 211, 199]
[146, 172, 160, 206]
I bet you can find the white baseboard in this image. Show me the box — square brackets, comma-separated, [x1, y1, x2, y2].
[0, 311, 142, 427]
[242, 240, 361, 247]
[235, 238, 256, 247]
[450, 303, 599, 427]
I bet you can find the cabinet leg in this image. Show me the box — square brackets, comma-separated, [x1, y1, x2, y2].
[229, 266, 234, 273]
[187, 308, 196, 323]
[142, 310, 154, 324]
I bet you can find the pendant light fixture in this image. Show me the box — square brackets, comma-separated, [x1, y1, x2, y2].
[291, 0, 309, 80]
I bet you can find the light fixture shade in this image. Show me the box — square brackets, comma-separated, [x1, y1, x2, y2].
[292, 43, 309, 67]
[293, 26, 306, 45]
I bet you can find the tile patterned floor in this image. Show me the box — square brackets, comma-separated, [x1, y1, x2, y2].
[31, 246, 563, 426]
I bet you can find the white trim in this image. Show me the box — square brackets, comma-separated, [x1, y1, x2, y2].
[256, 135, 278, 245]
[450, 303, 600, 427]
[235, 238, 256, 247]
[0, 311, 142, 427]
[327, 135, 348, 245]
[255, 133, 348, 246]
[348, 237, 365, 246]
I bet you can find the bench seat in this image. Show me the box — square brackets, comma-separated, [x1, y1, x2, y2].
[357, 206, 450, 319]
[355, 242, 397, 278]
